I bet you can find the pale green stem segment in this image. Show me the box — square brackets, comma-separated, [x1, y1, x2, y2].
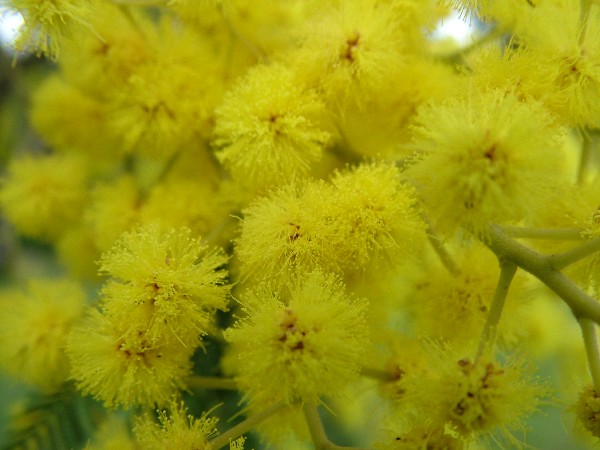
[578, 131, 592, 183]
[116, 4, 149, 40]
[216, 2, 265, 61]
[476, 260, 517, 362]
[579, 318, 600, 392]
[580, 0, 599, 49]
[424, 218, 460, 275]
[138, 151, 182, 200]
[209, 401, 287, 450]
[501, 226, 583, 241]
[187, 376, 238, 391]
[302, 402, 373, 450]
[548, 237, 600, 270]
[484, 225, 600, 323]
[360, 366, 399, 382]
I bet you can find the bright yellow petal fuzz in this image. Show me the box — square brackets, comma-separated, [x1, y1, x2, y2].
[213, 63, 332, 191]
[107, 20, 228, 157]
[67, 309, 192, 409]
[60, 3, 153, 96]
[522, 3, 600, 128]
[234, 181, 340, 284]
[409, 349, 547, 444]
[29, 75, 118, 160]
[286, 0, 421, 104]
[134, 399, 218, 450]
[328, 163, 426, 271]
[139, 178, 228, 239]
[0, 152, 89, 240]
[235, 162, 425, 285]
[0, 0, 595, 447]
[0, 279, 86, 391]
[224, 270, 369, 404]
[9, 0, 94, 59]
[99, 225, 230, 348]
[407, 90, 568, 236]
[85, 175, 140, 252]
[374, 423, 464, 450]
[407, 244, 527, 352]
[575, 386, 600, 439]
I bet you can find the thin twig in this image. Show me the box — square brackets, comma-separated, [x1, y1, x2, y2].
[548, 237, 600, 270]
[579, 318, 600, 392]
[475, 260, 517, 362]
[360, 366, 399, 382]
[501, 226, 583, 241]
[302, 402, 373, 450]
[484, 224, 600, 323]
[424, 217, 460, 275]
[209, 402, 287, 449]
[187, 376, 238, 391]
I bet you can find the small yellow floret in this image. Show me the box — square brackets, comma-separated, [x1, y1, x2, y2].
[0, 279, 86, 391]
[0, 152, 88, 240]
[375, 423, 463, 450]
[235, 162, 425, 285]
[575, 385, 600, 438]
[99, 225, 230, 348]
[408, 243, 526, 351]
[407, 90, 567, 236]
[213, 63, 332, 191]
[224, 270, 369, 405]
[329, 162, 426, 270]
[286, 0, 416, 104]
[413, 351, 546, 443]
[134, 399, 218, 450]
[29, 75, 117, 159]
[67, 309, 192, 409]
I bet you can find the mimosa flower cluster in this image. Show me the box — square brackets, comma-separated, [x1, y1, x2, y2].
[0, 0, 600, 449]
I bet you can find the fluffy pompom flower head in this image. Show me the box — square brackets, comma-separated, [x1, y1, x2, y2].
[134, 398, 220, 450]
[0, 278, 86, 391]
[407, 345, 548, 446]
[0, 152, 88, 241]
[235, 162, 426, 286]
[67, 309, 192, 409]
[407, 89, 567, 237]
[224, 270, 370, 405]
[99, 224, 230, 348]
[212, 62, 333, 191]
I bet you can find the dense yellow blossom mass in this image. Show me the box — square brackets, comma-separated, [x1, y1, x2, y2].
[1, 0, 600, 449]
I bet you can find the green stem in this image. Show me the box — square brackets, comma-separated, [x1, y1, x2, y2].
[208, 402, 287, 450]
[578, 130, 593, 183]
[501, 226, 583, 240]
[187, 376, 238, 391]
[475, 260, 517, 362]
[116, 4, 149, 40]
[424, 218, 460, 275]
[580, 318, 600, 392]
[302, 402, 372, 450]
[484, 224, 600, 323]
[217, 2, 265, 61]
[360, 366, 399, 382]
[548, 237, 600, 270]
